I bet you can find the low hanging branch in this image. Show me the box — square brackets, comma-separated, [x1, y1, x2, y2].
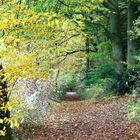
[60, 48, 98, 57]
[55, 33, 80, 47]
[57, 0, 70, 7]
[49, 47, 98, 68]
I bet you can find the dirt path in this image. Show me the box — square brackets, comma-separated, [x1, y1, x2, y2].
[23, 97, 140, 140]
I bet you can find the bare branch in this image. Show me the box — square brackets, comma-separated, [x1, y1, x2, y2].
[59, 48, 98, 57]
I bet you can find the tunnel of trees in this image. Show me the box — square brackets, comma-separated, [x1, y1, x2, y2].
[0, 0, 140, 139]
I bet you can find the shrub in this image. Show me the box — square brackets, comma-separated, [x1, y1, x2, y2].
[83, 62, 115, 86]
[124, 98, 140, 121]
[78, 84, 105, 100]
[104, 73, 128, 94]
[53, 73, 76, 100]
[104, 65, 140, 95]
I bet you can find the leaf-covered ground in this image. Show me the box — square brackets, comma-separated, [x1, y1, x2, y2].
[20, 97, 140, 140]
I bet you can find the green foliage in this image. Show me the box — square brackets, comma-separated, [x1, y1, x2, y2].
[83, 41, 113, 86]
[124, 98, 140, 121]
[104, 73, 128, 94]
[0, 0, 140, 137]
[76, 40, 115, 99]
[77, 84, 106, 100]
[89, 41, 112, 60]
[33, 0, 59, 12]
[130, 16, 140, 39]
[53, 73, 76, 100]
[84, 63, 114, 86]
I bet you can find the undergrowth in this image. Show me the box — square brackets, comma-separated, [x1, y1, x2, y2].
[124, 97, 140, 121]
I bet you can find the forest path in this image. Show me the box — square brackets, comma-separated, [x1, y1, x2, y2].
[30, 97, 140, 140]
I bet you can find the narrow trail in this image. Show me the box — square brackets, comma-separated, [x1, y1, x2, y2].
[25, 97, 140, 140]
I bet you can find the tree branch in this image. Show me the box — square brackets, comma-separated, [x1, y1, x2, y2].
[55, 33, 80, 46]
[59, 48, 98, 57]
[57, 0, 70, 7]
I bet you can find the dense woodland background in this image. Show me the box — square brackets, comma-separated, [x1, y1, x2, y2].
[0, 0, 140, 139]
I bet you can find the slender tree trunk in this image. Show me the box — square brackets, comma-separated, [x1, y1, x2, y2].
[0, 65, 12, 140]
[55, 69, 60, 94]
[127, 0, 137, 66]
[110, 0, 125, 74]
[86, 38, 90, 74]
[85, 38, 90, 86]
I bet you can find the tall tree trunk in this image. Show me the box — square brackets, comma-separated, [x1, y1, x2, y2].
[127, 0, 137, 66]
[110, 0, 125, 74]
[0, 65, 12, 140]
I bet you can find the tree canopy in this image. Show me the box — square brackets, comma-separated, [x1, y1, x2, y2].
[0, 0, 140, 139]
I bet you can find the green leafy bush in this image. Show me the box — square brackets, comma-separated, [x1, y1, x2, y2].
[124, 98, 140, 121]
[53, 73, 76, 100]
[104, 73, 128, 94]
[78, 84, 106, 100]
[104, 65, 140, 95]
[83, 62, 115, 86]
